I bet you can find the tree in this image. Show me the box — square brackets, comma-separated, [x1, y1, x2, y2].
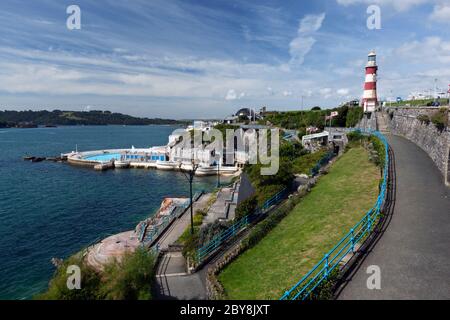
[235, 196, 258, 220]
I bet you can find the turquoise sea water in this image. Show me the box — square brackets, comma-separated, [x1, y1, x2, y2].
[0, 125, 220, 299]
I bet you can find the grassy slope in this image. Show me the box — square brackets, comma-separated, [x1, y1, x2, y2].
[218, 147, 380, 300]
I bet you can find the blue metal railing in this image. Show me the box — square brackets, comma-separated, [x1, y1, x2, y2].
[196, 215, 250, 262]
[261, 188, 288, 210]
[310, 151, 336, 176]
[196, 188, 288, 263]
[280, 130, 389, 300]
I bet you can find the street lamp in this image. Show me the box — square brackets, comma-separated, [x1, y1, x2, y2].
[216, 152, 221, 188]
[180, 158, 199, 235]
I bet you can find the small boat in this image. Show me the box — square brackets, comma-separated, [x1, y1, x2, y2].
[156, 160, 179, 171]
[23, 156, 35, 161]
[114, 160, 130, 169]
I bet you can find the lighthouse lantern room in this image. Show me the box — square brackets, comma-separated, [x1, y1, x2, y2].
[362, 50, 378, 113]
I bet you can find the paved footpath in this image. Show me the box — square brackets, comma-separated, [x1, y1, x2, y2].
[153, 194, 212, 300]
[338, 134, 450, 299]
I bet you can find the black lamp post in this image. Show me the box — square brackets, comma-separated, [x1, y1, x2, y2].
[180, 158, 199, 235]
[216, 153, 221, 188]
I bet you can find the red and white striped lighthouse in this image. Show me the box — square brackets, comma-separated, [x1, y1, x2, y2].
[362, 50, 378, 113]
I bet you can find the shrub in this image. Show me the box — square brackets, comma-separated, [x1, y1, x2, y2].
[431, 109, 448, 132]
[36, 254, 101, 300]
[193, 215, 204, 226]
[196, 209, 208, 217]
[235, 196, 258, 220]
[182, 220, 231, 261]
[182, 230, 201, 260]
[306, 269, 340, 300]
[197, 220, 231, 246]
[291, 149, 327, 175]
[417, 114, 430, 125]
[347, 130, 364, 142]
[100, 247, 156, 300]
[37, 247, 157, 300]
[345, 107, 364, 127]
[368, 135, 385, 167]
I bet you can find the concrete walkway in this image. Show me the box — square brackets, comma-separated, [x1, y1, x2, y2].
[153, 193, 212, 300]
[154, 193, 211, 250]
[154, 252, 206, 300]
[338, 134, 450, 299]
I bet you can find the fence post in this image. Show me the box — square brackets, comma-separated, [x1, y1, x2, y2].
[324, 254, 329, 277]
[350, 228, 355, 253]
[214, 236, 219, 250]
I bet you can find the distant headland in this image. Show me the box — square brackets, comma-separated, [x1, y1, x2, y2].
[0, 110, 187, 128]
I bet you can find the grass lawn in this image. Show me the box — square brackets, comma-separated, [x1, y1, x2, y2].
[218, 146, 380, 300]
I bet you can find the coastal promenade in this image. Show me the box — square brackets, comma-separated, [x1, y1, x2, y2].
[338, 133, 450, 299]
[154, 193, 212, 250]
[153, 193, 212, 300]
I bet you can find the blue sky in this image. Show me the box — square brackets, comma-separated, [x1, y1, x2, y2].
[0, 0, 449, 118]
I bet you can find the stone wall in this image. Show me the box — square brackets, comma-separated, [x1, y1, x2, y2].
[387, 107, 450, 185]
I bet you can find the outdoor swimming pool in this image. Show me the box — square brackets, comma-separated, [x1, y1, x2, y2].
[84, 153, 122, 162]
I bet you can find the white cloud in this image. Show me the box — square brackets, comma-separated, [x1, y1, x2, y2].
[283, 90, 293, 97]
[289, 37, 317, 65]
[319, 88, 333, 99]
[336, 0, 432, 11]
[225, 89, 246, 100]
[298, 13, 326, 33]
[289, 13, 325, 65]
[225, 89, 237, 100]
[394, 36, 450, 64]
[337, 88, 350, 96]
[430, 4, 450, 23]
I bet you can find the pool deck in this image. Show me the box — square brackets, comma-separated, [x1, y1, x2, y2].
[65, 148, 240, 176]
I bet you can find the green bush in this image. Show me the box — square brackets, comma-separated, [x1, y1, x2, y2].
[235, 196, 258, 220]
[345, 107, 363, 127]
[37, 247, 157, 300]
[368, 135, 386, 167]
[306, 269, 340, 300]
[36, 254, 101, 300]
[417, 114, 430, 125]
[196, 209, 208, 217]
[193, 214, 204, 226]
[197, 220, 231, 246]
[347, 130, 364, 142]
[182, 220, 231, 261]
[431, 109, 448, 132]
[100, 247, 156, 300]
[182, 229, 201, 260]
[291, 150, 327, 175]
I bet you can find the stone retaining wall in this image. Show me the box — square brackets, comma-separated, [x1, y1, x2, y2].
[387, 107, 450, 185]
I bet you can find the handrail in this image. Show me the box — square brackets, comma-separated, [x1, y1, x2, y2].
[196, 145, 339, 265]
[310, 151, 335, 176]
[280, 130, 389, 300]
[196, 188, 288, 263]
